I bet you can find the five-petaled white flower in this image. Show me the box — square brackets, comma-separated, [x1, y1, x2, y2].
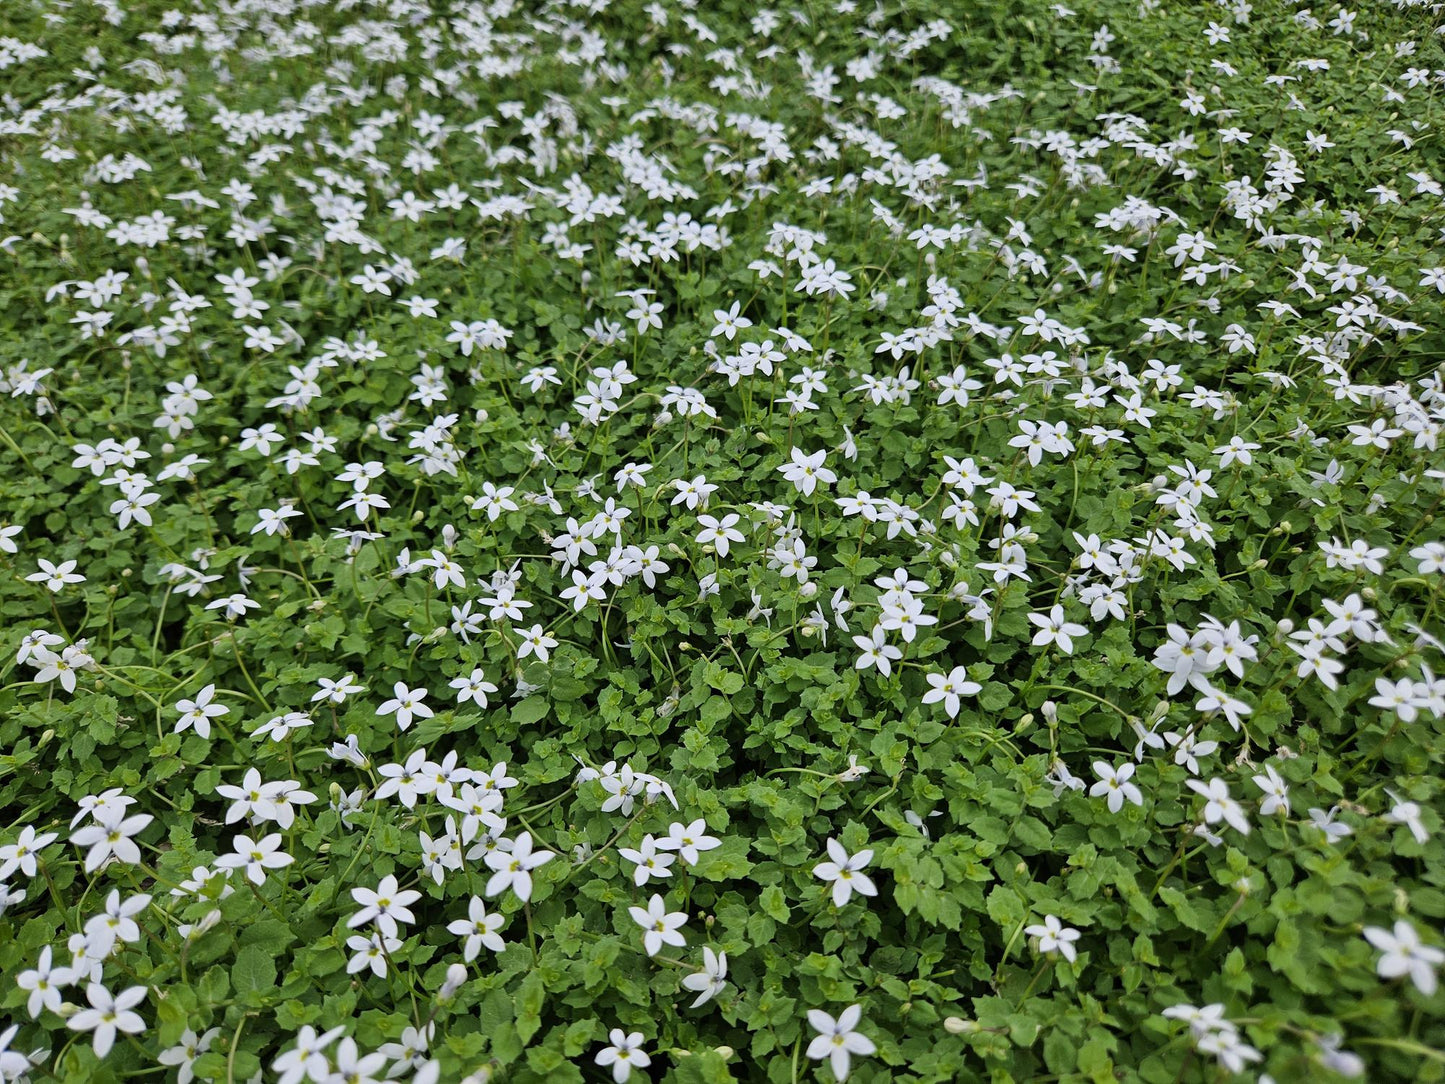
[174, 684, 229, 740]
[595, 1028, 651, 1083]
[1025, 914, 1082, 963]
[1028, 604, 1088, 654]
[681, 947, 728, 1008]
[1089, 762, 1143, 813]
[447, 897, 506, 962]
[629, 893, 688, 957]
[348, 874, 422, 938]
[777, 447, 837, 498]
[813, 838, 877, 908]
[214, 833, 294, 886]
[1364, 920, 1445, 995]
[805, 1004, 876, 1082]
[66, 983, 148, 1058]
[922, 665, 982, 719]
[377, 681, 433, 731]
[27, 559, 85, 594]
[484, 831, 553, 902]
[71, 808, 154, 873]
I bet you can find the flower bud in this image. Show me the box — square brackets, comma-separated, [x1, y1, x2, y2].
[943, 1016, 976, 1034]
[439, 963, 467, 1001]
[1041, 700, 1058, 726]
[799, 581, 818, 599]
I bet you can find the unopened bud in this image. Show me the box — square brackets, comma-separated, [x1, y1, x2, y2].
[439, 962, 467, 1001]
[944, 1016, 976, 1034]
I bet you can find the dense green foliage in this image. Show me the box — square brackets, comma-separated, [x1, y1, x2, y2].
[0, 0, 1444, 1082]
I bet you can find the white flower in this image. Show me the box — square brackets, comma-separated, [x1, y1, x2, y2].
[348, 874, 422, 938]
[595, 1029, 650, 1084]
[272, 1026, 346, 1084]
[681, 947, 728, 1008]
[157, 1027, 221, 1084]
[812, 838, 877, 908]
[696, 513, 745, 557]
[376, 681, 433, 731]
[17, 945, 74, 1019]
[483, 831, 553, 902]
[66, 983, 148, 1058]
[628, 893, 688, 957]
[449, 667, 498, 707]
[1251, 764, 1290, 816]
[448, 897, 506, 962]
[313, 674, 366, 704]
[517, 624, 558, 663]
[618, 836, 675, 887]
[214, 833, 294, 886]
[1364, 920, 1445, 994]
[0, 825, 57, 881]
[27, 558, 85, 593]
[1186, 778, 1250, 836]
[1028, 604, 1088, 654]
[1024, 914, 1081, 963]
[921, 665, 981, 719]
[174, 684, 229, 740]
[346, 931, 401, 978]
[1307, 806, 1353, 842]
[71, 808, 153, 873]
[655, 819, 722, 866]
[805, 1005, 876, 1082]
[1384, 789, 1430, 844]
[777, 447, 837, 498]
[1089, 762, 1143, 813]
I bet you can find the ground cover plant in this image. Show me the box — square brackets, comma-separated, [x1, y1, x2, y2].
[0, 0, 1444, 1080]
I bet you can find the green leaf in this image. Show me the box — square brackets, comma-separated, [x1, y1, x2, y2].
[232, 944, 277, 1003]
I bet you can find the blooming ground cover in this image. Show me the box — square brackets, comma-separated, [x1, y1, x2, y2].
[0, 0, 1443, 1080]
